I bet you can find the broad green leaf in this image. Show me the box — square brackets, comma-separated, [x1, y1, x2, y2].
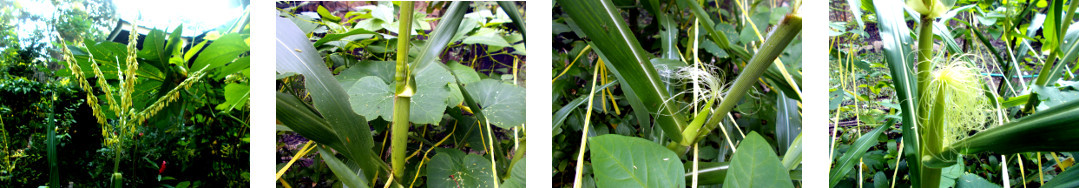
[318, 147, 369, 188]
[464, 79, 525, 129]
[447, 61, 481, 84]
[342, 63, 458, 124]
[427, 148, 496, 188]
[829, 122, 889, 187]
[871, 0, 921, 185]
[501, 157, 526, 188]
[346, 76, 394, 121]
[463, 28, 511, 48]
[67, 42, 127, 79]
[276, 17, 382, 180]
[589, 134, 684, 188]
[955, 173, 1000, 188]
[194, 33, 249, 71]
[317, 5, 342, 23]
[215, 56, 250, 80]
[725, 132, 794, 188]
[411, 63, 461, 124]
[136, 28, 168, 70]
[335, 60, 395, 87]
[558, 0, 690, 142]
[216, 83, 249, 111]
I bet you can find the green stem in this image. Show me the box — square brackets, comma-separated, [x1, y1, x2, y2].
[695, 14, 801, 143]
[47, 97, 58, 188]
[916, 14, 944, 188]
[391, 1, 415, 180]
[917, 16, 934, 101]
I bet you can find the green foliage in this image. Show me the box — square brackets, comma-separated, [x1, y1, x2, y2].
[830, 0, 1079, 186]
[589, 134, 684, 187]
[276, 2, 526, 187]
[553, 0, 801, 187]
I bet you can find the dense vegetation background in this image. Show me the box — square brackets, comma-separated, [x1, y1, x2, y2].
[0, 0, 250, 187]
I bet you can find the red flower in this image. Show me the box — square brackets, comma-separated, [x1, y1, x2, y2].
[159, 160, 167, 174]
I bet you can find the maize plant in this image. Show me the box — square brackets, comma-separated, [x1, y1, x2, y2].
[57, 16, 250, 188]
[829, 0, 1079, 187]
[552, 0, 802, 187]
[275, 1, 526, 187]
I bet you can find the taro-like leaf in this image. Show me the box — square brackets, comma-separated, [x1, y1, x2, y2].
[343, 63, 459, 124]
[347, 76, 394, 121]
[335, 60, 395, 87]
[956, 173, 999, 188]
[427, 148, 496, 188]
[447, 61, 481, 84]
[589, 134, 684, 188]
[464, 79, 526, 129]
[725, 132, 794, 188]
[463, 28, 511, 48]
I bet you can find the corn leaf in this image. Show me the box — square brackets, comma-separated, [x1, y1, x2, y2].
[553, 81, 617, 132]
[925, 100, 1079, 167]
[557, 0, 690, 142]
[496, 1, 525, 43]
[276, 17, 382, 180]
[318, 147, 369, 188]
[870, 0, 921, 185]
[829, 121, 889, 187]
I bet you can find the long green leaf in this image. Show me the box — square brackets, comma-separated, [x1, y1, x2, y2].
[674, 0, 750, 60]
[1044, 164, 1079, 187]
[47, 110, 58, 188]
[275, 92, 343, 153]
[725, 131, 794, 188]
[312, 28, 379, 48]
[924, 100, 1079, 167]
[828, 122, 888, 187]
[870, 0, 921, 185]
[276, 17, 382, 180]
[553, 81, 617, 132]
[318, 147, 370, 188]
[776, 90, 801, 154]
[782, 133, 802, 171]
[558, 0, 689, 142]
[409, 2, 467, 74]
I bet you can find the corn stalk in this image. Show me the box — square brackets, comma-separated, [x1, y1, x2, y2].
[390, 1, 414, 180]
